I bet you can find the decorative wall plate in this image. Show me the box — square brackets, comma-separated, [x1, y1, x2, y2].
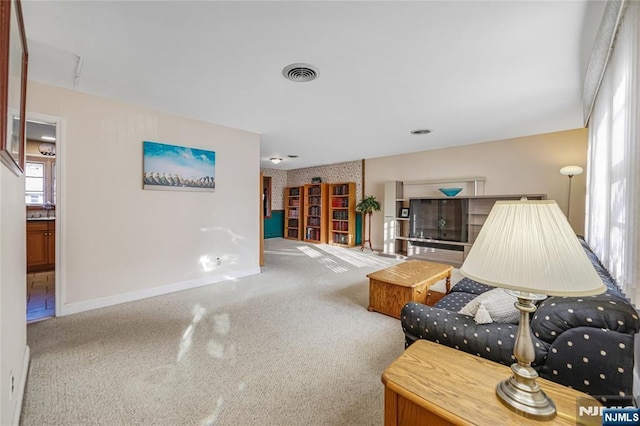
[38, 143, 56, 156]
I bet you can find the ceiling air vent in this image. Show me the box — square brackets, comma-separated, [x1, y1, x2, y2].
[282, 63, 319, 82]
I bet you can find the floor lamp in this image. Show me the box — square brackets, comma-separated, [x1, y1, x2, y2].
[559, 165, 583, 218]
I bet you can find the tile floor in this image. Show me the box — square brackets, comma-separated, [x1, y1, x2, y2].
[27, 270, 55, 323]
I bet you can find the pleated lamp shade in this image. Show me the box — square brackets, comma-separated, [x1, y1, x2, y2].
[460, 200, 605, 296]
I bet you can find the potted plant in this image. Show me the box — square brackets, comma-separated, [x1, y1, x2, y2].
[356, 195, 381, 251]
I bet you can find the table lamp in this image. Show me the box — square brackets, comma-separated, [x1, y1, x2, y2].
[460, 200, 605, 420]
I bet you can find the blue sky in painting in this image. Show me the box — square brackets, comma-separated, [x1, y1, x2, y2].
[143, 141, 215, 180]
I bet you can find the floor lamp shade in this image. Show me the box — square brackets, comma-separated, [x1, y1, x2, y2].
[559, 165, 583, 177]
[460, 200, 605, 419]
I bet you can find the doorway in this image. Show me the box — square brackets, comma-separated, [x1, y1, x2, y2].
[25, 119, 58, 323]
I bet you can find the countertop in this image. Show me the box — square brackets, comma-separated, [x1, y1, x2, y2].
[27, 217, 55, 221]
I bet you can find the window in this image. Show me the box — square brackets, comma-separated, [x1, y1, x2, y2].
[586, 2, 639, 305]
[25, 156, 55, 205]
[25, 161, 45, 204]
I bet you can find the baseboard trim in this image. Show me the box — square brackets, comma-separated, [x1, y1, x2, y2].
[59, 267, 261, 316]
[12, 345, 30, 426]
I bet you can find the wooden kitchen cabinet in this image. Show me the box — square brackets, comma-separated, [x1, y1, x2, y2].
[27, 220, 55, 272]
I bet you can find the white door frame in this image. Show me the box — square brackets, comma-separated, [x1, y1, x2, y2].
[25, 112, 65, 318]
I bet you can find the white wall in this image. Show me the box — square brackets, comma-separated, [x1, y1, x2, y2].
[261, 168, 287, 210]
[1, 80, 260, 423]
[27, 81, 261, 313]
[263, 161, 365, 211]
[1, 165, 28, 425]
[365, 128, 588, 251]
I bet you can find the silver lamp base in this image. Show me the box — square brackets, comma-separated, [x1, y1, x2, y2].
[496, 364, 556, 420]
[497, 291, 557, 420]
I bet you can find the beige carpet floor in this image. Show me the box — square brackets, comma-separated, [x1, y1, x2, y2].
[21, 239, 457, 426]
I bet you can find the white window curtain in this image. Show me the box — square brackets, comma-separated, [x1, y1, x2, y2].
[586, 1, 639, 305]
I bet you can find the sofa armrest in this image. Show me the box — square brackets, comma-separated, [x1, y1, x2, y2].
[539, 327, 636, 398]
[449, 277, 494, 295]
[531, 294, 640, 344]
[401, 302, 549, 367]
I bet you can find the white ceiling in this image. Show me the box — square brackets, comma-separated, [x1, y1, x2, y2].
[25, 120, 56, 142]
[21, 1, 605, 170]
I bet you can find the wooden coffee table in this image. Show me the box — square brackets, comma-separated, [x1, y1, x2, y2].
[366, 260, 453, 319]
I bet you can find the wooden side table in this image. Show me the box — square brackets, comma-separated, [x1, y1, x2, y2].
[382, 340, 601, 425]
[367, 260, 452, 319]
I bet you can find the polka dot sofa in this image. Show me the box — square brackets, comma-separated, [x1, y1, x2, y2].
[400, 237, 640, 400]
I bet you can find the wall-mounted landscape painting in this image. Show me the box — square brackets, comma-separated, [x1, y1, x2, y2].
[143, 141, 216, 192]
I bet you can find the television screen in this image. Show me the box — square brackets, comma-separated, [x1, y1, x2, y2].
[409, 198, 468, 242]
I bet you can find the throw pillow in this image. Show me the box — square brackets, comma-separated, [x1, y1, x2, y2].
[459, 288, 519, 324]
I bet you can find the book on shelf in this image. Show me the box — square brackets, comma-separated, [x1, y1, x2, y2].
[306, 228, 321, 241]
[332, 233, 348, 244]
[332, 184, 349, 196]
[332, 210, 348, 220]
[332, 198, 349, 208]
[308, 186, 322, 196]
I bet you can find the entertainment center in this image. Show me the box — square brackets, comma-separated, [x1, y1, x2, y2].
[383, 179, 545, 266]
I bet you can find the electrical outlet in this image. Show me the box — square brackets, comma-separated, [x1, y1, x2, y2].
[215, 257, 221, 266]
[9, 370, 14, 400]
